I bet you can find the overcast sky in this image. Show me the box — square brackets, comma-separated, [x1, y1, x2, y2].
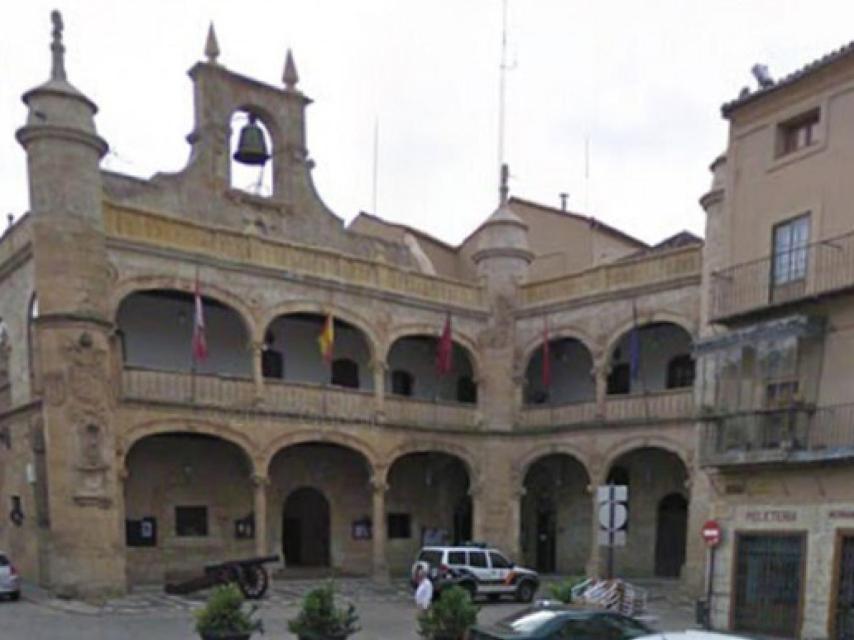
[2, 1, 854, 246]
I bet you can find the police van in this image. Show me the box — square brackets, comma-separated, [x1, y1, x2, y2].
[411, 543, 539, 603]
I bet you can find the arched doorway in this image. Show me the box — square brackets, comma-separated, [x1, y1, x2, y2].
[604, 447, 689, 578]
[655, 493, 688, 577]
[386, 451, 472, 574]
[521, 453, 591, 574]
[282, 487, 330, 567]
[268, 442, 373, 575]
[386, 336, 477, 403]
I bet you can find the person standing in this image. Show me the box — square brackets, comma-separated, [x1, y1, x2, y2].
[414, 566, 433, 611]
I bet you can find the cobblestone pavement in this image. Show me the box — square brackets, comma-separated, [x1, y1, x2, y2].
[0, 577, 698, 639]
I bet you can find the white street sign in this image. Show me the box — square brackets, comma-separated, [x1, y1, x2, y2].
[598, 502, 628, 530]
[597, 485, 627, 503]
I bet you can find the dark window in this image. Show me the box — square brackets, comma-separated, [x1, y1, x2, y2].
[262, 335, 284, 379]
[489, 552, 511, 569]
[387, 513, 411, 539]
[175, 506, 208, 537]
[558, 619, 604, 640]
[778, 109, 819, 156]
[666, 354, 695, 389]
[331, 358, 359, 388]
[607, 363, 630, 395]
[468, 551, 488, 568]
[0, 554, 8, 566]
[456, 376, 477, 403]
[391, 370, 414, 396]
[447, 551, 466, 565]
[772, 214, 810, 285]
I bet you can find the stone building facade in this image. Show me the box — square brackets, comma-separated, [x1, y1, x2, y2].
[697, 44, 854, 640]
[0, 9, 719, 622]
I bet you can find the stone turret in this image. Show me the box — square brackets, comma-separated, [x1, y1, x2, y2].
[16, 11, 124, 598]
[472, 165, 534, 297]
[698, 153, 728, 334]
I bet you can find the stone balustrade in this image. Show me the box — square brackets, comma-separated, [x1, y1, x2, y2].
[121, 367, 480, 429]
[383, 396, 481, 430]
[517, 400, 599, 428]
[521, 245, 701, 307]
[517, 389, 694, 429]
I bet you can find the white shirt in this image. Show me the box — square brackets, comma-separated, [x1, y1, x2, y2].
[415, 577, 433, 610]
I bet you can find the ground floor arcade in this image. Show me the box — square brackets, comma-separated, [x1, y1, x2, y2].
[119, 420, 700, 585]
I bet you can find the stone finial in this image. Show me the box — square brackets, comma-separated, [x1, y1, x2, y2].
[50, 9, 67, 81]
[283, 49, 299, 90]
[204, 22, 220, 64]
[499, 163, 509, 205]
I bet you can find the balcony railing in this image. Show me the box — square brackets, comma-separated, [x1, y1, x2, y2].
[120, 368, 479, 430]
[711, 230, 854, 320]
[605, 389, 694, 421]
[517, 400, 599, 429]
[517, 389, 693, 429]
[383, 396, 481, 430]
[700, 403, 854, 466]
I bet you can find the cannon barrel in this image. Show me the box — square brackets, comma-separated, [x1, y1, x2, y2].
[204, 554, 280, 573]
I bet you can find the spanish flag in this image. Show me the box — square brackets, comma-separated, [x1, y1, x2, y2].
[318, 313, 334, 363]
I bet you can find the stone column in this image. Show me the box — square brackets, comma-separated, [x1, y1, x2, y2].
[510, 486, 525, 561]
[585, 467, 604, 577]
[251, 342, 264, 401]
[594, 362, 609, 418]
[252, 474, 269, 557]
[371, 360, 387, 422]
[470, 482, 486, 542]
[371, 475, 389, 582]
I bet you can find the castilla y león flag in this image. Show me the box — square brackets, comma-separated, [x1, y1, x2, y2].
[436, 313, 453, 376]
[192, 278, 208, 362]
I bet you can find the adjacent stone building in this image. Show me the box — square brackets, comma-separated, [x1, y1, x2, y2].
[697, 43, 854, 640]
[5, 11, 853, 640]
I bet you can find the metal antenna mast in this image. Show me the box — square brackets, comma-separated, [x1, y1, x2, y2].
[497, 0, 509, 190]
[372, 117, 379, 213]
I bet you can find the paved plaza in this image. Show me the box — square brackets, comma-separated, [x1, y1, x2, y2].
[0, 577, 697, 639]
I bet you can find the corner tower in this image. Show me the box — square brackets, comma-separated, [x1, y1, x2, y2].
[16, 12, 124, 597]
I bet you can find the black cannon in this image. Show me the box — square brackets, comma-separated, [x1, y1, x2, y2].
[165, 554, 280, 599]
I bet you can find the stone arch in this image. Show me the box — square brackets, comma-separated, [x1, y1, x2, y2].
[259, 301, 380, 362]
[602, 312, 696, 366]
[519, 324, 599, 369]
[110, 276, 258, 342]
[383, 322, 481, 379]
[514, 443, 593, 490]
[260, 429, 379, 477]
[382, 439, 481, 488]
[120, 418, 260, 474]
[600, 436, 692, 485]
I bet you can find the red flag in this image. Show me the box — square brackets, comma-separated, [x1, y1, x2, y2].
[542, 318, 551, 388]
[436, 313, 453, 376]
[192, 278, 208, 362]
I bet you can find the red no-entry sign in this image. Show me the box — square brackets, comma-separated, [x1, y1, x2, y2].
[702, 520, 722, 547]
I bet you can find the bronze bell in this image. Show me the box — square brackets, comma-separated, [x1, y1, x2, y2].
[233, 114, 270, 166]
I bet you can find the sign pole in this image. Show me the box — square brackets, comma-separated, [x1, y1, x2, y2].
[607, 484, 615, 580]
[705, 545, 715, 629]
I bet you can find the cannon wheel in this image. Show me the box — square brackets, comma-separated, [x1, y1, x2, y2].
[238, 564, 269, 599]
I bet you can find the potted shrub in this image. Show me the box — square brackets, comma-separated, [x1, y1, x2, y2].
[194, 583, 263, 640]
[417, 585, 479, 640]
[287, 582, 360, 640]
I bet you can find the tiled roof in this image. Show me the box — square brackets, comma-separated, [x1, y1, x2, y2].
[722, 40, 854, 116]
